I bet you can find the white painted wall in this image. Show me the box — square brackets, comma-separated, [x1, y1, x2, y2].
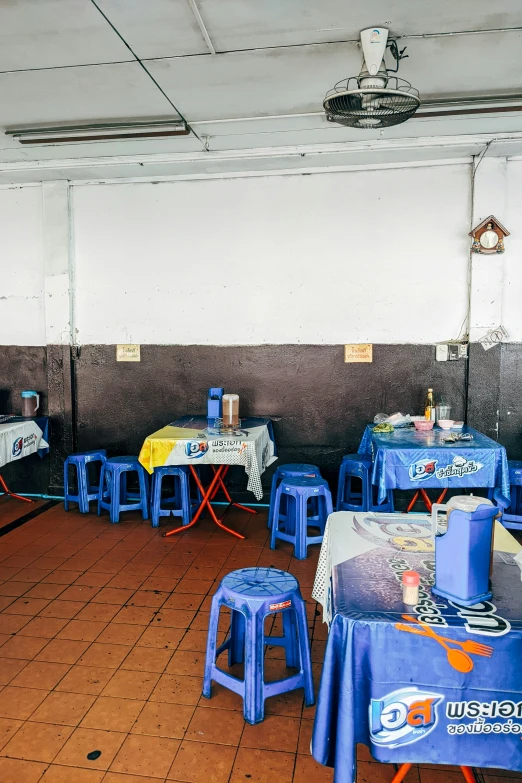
[0, 185, 45, 345]
[72, 164, 471, 345]
[503, 159, 522, 342]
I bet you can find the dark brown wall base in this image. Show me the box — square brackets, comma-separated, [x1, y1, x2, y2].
[2, 342, 521, 498]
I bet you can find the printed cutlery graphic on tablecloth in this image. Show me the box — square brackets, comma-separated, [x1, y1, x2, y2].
[395, 614, 493, 672]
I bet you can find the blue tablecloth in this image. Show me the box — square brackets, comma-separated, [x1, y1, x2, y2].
[358, 424, 509, 503]
[312, 511, 522, 783]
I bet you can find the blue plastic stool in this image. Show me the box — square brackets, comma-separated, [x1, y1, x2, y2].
[268, 463, 321, 529]
[337, 453, 394, 513]
[270, 477, 332, 560]
[64, 450, 107, 513]
[202, 567, 314, 724]
[98, 456, 149, 523]
[151, 465, 199, 528]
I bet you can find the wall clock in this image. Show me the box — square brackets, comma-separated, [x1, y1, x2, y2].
[469, 215, 510, 254]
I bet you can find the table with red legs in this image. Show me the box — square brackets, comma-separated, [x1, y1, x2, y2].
[138, 416, 277, 539]
[0, 416, 50, 503]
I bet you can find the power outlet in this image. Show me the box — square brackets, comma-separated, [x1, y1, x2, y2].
[448, 344, 459, 360]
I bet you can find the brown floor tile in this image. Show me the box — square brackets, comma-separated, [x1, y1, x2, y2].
[42, 571, 83, 585]
[0, 657, 29, 685]
[0, 717, 23, 751]
[136, 626, 183, 650]
[0, 582, 32, 597]
[185, 705, 244, 745]
[264, 687, 304, 718]
[101, 669, 160, 700]
[230, 747, 295, 783]
[92, 587, 136, 605]
[81, 696, 145, 732]
[293, 753, 334, 782]
[107, 573, 147, 590]
[359, 761, 420, 782]
[58, 585, 101, 602]
[167, 740, 236, 783]
[75, 604, 120, 623]
[178, 630, 208, 652]
[128, 590, 169, 608]
[0, 635, 48, 660]
[103, 774, 159, 783]
[2, 597, 50, 615]
[151, 609, 196, 630]
[418, 770, 464, 783]
[132, 702, 195, 739]
[199, 683, 243, 712]
[140, 577, 181, 592]
[30, 691, 96, 726]
[95, 622, 146, 646]
[55, 664, 114, 696]
[18, 617, 69, 639]
[39, 599, 86, 619]
[56, 619, 107, 642]
[10, 660, 71, 690]
[162, 594, 203, 612]
[75, 572, 113, 588]
[1, 721, 73, 763]
[149, 673, 202, 706]
[36, 638, 90, 664]
[54, 726, 126, 770]
[298, 718, 314, 755]
[112, 606, 157, 625]
[23, 583, 66, 600]
[0, 614, 30, 634]
[241, 714, 300, 752]
[166, 650, 205, 678]
[174, 578, 213, 595]
[77, 642, 132, 669]
[0, 685, 48, 719]
[39, 765, 105, 782]
[110, 734, 180, 778]
[120, 646, 173, 673]
[0, 757, 47, 783]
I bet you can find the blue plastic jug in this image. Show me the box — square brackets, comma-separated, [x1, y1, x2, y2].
[431, 495, 498, 606]
[207, 387, 224, 427]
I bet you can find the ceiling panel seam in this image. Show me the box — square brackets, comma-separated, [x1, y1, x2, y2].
[88, 0, 207, 151]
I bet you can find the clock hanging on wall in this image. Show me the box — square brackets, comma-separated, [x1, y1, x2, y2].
[469, 215, 510, 254]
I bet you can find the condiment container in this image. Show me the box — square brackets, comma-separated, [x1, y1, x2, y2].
[402, 570, 420, 605]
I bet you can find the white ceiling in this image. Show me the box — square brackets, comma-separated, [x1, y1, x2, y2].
[0, 0, 521, 182]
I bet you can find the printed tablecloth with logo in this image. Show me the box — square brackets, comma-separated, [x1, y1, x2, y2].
[358, 424, 510, 503]
[311, 511, 522, 783]
[138, 416, 277, 500]
[0, 416, 49, 468]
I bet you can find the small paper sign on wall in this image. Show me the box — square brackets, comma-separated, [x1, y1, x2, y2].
[344, 344, 373, 363]
[116, 344, 141, 362]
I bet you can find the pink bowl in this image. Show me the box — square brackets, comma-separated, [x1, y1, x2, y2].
[414, 420, 434, 431]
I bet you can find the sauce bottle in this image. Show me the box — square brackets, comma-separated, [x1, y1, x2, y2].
[424, 388, 435, 421]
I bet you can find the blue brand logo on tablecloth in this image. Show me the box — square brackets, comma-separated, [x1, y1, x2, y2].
[409, 459, 438, 481]
[185, 441, 208, 458]
[12, 437, 23, 457]
[370, 687, 443, 747]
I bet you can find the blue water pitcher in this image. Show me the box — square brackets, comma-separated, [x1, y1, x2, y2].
[431, 495, 498, 606]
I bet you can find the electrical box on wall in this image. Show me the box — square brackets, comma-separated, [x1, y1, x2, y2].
[435, 343, 468, 361]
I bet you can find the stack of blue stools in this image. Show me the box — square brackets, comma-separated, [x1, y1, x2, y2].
[150, 465, 202, 528]
[98, 456, 149, 524]
[64, 450, 107, 513]
[336, 453, 394, 513]
[203, 567, 314, 724]
[490, 461, 522, 531]
[270, 471, 332, 560]
[267, 463, 321, 529]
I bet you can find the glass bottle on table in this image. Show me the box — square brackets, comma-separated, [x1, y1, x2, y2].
[424, 388, 435, 421]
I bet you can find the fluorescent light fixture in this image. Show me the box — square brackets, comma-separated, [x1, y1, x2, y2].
[6, 120, 189, 144]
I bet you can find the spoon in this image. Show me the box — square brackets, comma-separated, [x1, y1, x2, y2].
[401, 615, 474, 673]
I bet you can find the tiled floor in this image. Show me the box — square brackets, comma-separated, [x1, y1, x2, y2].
[0, 500, 520, 783]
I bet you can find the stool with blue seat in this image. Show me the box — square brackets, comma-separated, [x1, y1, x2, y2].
[337, 453, 394, 513]
[203, 567, 314, 724]
[98, 456, 149, 523]
[270, 476, 332, 560]
[150, 465, 202, 528]
[64, 450, 107, 513]
[268, 463, 321, 529]
[489, 462, 522, 531]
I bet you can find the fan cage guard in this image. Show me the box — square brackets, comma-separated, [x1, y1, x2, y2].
[324, 76, 420, 129]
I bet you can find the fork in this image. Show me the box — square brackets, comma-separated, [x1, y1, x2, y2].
[400, 615, 493, 656]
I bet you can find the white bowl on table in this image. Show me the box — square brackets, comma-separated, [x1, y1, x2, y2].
[437, 419, 454, 430]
